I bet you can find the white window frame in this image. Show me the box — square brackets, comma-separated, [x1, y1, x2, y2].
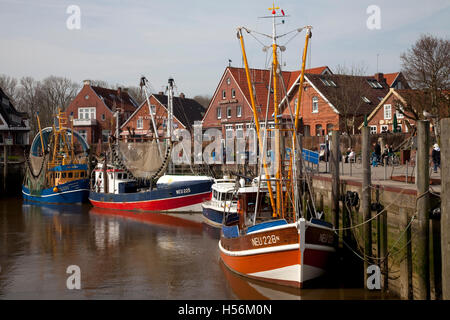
[381, 125, 389, 132]
[137, 118, 144, 129]
[217, 107, 221, 119]
[236, 124, 244, 139]
[370, 126, 377, 134]
[150, 105, 156, 115]
[396, 106, 404, 119]
[236, 105, 242, 118]
[384, 104, 392, 120]
[227, 106, 232, 118]
[231, 89, 236, 98]
[222, 90, 226, 99]
[312, 97, 319, 113]
[78, 107, 96, 120]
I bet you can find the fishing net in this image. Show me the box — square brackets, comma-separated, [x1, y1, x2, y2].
[115, 140, 169, 179]
[24, 154, 49, 194]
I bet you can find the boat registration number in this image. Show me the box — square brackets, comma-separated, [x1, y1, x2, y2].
[251, 234, 280, 247]
[176, 188, 191, 195]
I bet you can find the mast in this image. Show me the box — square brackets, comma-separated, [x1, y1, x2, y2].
[269, 2, 282, 218]
[167, 77, 175, 141]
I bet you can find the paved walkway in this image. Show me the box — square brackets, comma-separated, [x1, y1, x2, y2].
[311, 161, 442, 193]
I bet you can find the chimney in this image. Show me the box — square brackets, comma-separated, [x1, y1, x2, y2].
[179, 92, 185, 99]
[83, 79, 91, 86]
[158, 91, 164, 95]
[123, 87, 128, 93]
[374, 73, 386, 83]
[117, 87, 122, 96]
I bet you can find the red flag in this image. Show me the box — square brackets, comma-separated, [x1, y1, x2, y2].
[281, 9, 285, 16]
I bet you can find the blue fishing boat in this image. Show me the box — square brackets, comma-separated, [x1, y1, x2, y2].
[22, 109, 90, 204]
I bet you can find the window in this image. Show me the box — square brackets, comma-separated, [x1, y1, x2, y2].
[101, 114, 105, 121]
[312, 97, 319, 113]
[137, 118, 144, 129]
[226, 107, 232, 118]
[102, 130, 111, 142]
[381, 125, 389, 133]
[231, 89, 236, 98]
[216, 107, 222, 119]
[315, 124, 323, 136]
[150, 105, 156, 115]
[236, 105, 242, 117]
[222, 90, 226, 99]
[236, 124, 244, 139]
[74, 172, 79, 178]
[326, 124, 334, 134]
[81, 171, 85, 177]
[78, 107, 96, 120]
[320, 78, 331, 86]
[370, 126, 377, 134]
[384, 104, 392, 119]
[62, 173, 66, 178]
[304, 125, 311, 137]
[78, 130, 87, 141]
[118, 173, 122, 179]
[226, 78, 231, 85]
[396, 106, 404, 119]
[367, 80, 383, 88]
[68, 172, 73, 178]
[225, 125, 234, 139]
[362, 96, 371, 103]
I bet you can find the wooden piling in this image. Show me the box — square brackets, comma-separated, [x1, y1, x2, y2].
[362, 126, 372, 287]
[415, 120, 430, 299]
[3, 144, 7, 192]
[330, 130, 340, 231]
[400, 207, 413, 299]
[441, 118, 450, 300]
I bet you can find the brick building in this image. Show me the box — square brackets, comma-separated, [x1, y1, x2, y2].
[201, 66, 332, 139]
[120, 93, 205, 139]
[65, 80, 139, 145]
[359, 88, 449, 134]
[281, 72, 409, 136]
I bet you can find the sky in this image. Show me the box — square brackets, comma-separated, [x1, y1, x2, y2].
[0, 0, 448, 97]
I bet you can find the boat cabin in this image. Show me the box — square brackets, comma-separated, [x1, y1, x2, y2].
[48, 164, 88, 186]
[94, 164, 136, 194]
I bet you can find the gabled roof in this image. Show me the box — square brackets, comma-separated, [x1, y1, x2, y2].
[90, 86, 139, 113]
[0, 87, 28, 128]
[202, 66, 332, 122]
[384, 72, 400, 87]
[152, 94, 206, 129]
[121, 93, 205, 130]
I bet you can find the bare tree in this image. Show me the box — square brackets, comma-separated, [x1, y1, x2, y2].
[193, 95, 211, 109]
[127, 86, 146, 105]
[0, 74, 18, 103]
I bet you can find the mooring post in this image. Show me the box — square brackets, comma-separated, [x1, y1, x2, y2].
[3, 144, 7, 192]
[380, 189, 388, 291]
[416, 120, 430, 299]
[441, 118, 450, 300]
[406, 161, 409, 184]
[362, 126, 372, 287]
[400, 207, 413, 299]
[330, 130, 340, 231]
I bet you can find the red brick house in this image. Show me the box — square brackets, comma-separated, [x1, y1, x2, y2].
[201, 66, 332, 138]
[359, 88, 449, 134]
[65, 80, 139, 144]
[281, 72, 410, 136]
[120, 93, 205, 139]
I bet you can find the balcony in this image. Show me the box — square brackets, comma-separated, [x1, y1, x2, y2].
[73, 118, 97, 126]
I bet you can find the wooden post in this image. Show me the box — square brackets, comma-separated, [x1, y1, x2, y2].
[362, 126, 372, 287]
[400, 207, 413, 299]
[416, 120, 430, 299]
[380, 190, 388, 291]
[330, 131, 340, 231]
[3, 144, 7, 192]
[441, 118, 450, 300]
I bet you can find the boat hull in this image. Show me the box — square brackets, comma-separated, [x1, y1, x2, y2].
[89, 179, 213, 213]
[219, 221, 335, 288]
[22, 179, 90, 204]
[202, 203, 239, 227]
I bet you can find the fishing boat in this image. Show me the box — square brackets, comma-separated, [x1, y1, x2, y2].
[89, 77, 213, 213]
[218, 4, 336, 288]
[22, 109, 90, 204]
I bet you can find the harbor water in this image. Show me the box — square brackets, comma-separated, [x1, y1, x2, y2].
[0, 196, 392, 299]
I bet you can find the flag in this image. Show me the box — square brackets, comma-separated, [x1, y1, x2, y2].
[281, 9, 285, 16]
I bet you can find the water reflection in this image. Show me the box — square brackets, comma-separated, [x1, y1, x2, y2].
[0, 197, 394, 299]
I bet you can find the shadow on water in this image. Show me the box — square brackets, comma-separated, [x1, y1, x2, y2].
[0, 196, 394, 299]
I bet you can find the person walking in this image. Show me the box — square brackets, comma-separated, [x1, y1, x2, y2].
[432, 143, 440, 173]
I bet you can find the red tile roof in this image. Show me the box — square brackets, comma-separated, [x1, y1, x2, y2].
[384, 72, 400, 87]
[227, 66, 330, 120]
[90, 86, 139, 113]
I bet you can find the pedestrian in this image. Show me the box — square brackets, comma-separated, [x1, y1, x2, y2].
[432, 143, 440, 173]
